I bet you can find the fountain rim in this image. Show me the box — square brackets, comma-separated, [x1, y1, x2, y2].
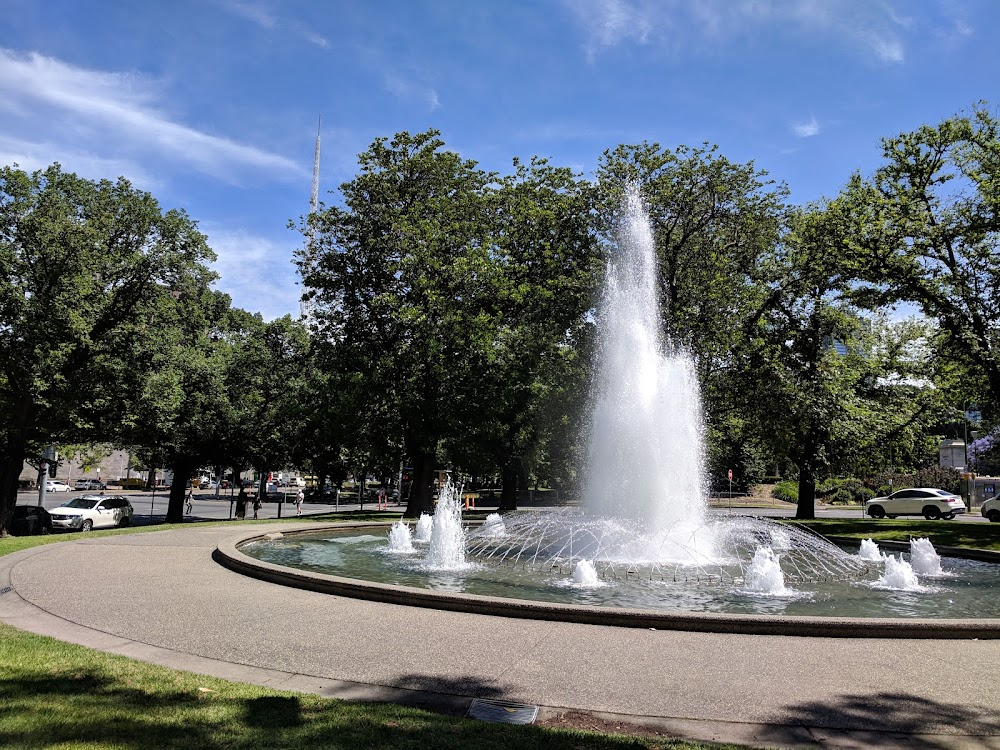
[214, 523, 1000, 640]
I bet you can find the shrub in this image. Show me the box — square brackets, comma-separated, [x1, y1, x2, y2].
[772, 481, 798, 503]
[827, 487, 854, 505]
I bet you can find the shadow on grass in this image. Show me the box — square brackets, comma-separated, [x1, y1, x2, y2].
[0, 669, 679, 750]
[243, 695, 303, 728]
[757, 691, 998, 749]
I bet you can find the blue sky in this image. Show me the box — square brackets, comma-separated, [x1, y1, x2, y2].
[2, 0, 998, 319]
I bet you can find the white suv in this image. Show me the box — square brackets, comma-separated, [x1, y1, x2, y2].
[50, 495, 134, 532]
[982, 496, 1000, 523]
[865, 487, 966, 520]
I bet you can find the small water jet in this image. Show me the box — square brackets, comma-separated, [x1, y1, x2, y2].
[858, 539, 885, 562]
[910, 537, 943, 576]
[481, 513, 506, 538]
[875, 555, 922, 591]
[740, 547, 792, 595]
[387, 520, 414, 553]
[414, 513, 433, 543]
[571, 559, 601, 587]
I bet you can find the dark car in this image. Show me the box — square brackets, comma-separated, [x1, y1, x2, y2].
[10, 505, 53, 536]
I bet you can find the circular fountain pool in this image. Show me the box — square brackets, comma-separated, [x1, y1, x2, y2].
[229, 518, 1000, 631]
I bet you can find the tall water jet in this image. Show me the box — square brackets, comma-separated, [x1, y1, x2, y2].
[585, 185, 709, 548]
[425, 479, 468, 570]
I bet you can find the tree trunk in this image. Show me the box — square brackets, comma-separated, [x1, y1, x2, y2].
[796, 468, 816, 520]
[0, 400, 33, 536]
[499, 458, 519, 513]
[404, 449, 436, 518]
[167, 458, 195, 523]
[0, 448, 27, 536]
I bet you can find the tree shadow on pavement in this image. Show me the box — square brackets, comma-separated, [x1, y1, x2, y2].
[756, 691, 998, 749]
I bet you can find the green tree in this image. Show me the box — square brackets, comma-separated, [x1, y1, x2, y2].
[459, 158, 600, 510]
[750, 206, 937, 517]
[843, 104, 1000, 420]
[0, 164, 215, 535]
[298, 130, 495, 516]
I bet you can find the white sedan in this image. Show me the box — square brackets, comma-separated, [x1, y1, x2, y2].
[865, 487, 966, 520]
[49, 495, 134, 532]
[45, 480, 72, 492]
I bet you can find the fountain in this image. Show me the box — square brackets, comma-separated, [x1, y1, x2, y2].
[461, 184, 868, 586]
[230, 186, 1000, 631]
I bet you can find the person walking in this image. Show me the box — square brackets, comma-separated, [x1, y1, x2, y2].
[295, 487, 304, 516]
[185, 486, 194, 516]
[252, 494, 262, 520]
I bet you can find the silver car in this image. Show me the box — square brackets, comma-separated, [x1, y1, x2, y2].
[865, 487, 966, 520]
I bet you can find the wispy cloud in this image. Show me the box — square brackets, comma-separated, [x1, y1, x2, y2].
[205, 227, 302, 320]
[0, 49, 305, 183]
[792, 115, 820, 138]
[564, 0, 910, 64]
[0, 134, 162, 190]
[220, 0, 329, 48]
[384, 73, 441, 111]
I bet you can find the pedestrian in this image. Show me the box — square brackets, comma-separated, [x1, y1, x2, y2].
[185, 486, 194, 515]
[295, 487, 304, 516]
[252, 494, 262, 520]
[235, 487, 247, 520]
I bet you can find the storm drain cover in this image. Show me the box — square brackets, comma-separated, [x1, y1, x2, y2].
[466, 698, 539, 724]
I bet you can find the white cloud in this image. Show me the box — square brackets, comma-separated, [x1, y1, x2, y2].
[220, 1, 330, 49]
[792, 115, 820, 138]
[0, 134, 162, 190]
[384, 73, 441, 111]
[564, 0, 910, 64]
[220, 0, 276, 28]
[204, 228, 302, 320]
[0, 49, 305, 184]
[867, 33, 904, 63]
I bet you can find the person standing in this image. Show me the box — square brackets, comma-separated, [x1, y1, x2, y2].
[235, 487, 247, 520]
[252, 494, 262, 520]
[295, 487, 304, 516]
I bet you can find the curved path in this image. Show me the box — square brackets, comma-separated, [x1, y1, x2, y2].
[2, 524, 999, 749]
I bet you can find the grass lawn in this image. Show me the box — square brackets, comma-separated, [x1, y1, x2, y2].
[0, 522, 755, 750]
[788, 518, 1000, 552]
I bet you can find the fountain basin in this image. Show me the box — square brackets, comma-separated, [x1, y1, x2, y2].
[215, 523, 1000, 639]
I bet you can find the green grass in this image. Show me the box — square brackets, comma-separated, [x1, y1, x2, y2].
[1, 522, 756, 750]
[0, 623, 748, 750]
[788, 518, 1000, 551]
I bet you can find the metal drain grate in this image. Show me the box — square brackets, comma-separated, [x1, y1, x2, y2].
[466, 698, 539, 725]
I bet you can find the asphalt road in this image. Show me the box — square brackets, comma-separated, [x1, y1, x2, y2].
[13, 489, 398, 524]
[15, 488, 995, 529]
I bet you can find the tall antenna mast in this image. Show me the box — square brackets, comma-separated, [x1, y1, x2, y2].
[300, 115, 321, 321]
[310, 114, 321, 217]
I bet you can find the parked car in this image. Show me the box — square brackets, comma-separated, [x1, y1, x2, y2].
[865, 487, 966, 520]
[49, 494, 134, 532]
[74, 478, 106, 491]
[982, 496, 1000, 523]
[45, 480, 71, 493]
[10, 505, 53, 535]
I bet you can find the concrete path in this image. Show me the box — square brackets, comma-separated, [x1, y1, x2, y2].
[2, 524, 999, 750]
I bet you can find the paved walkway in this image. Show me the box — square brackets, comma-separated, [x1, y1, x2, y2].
[2, 524, 999, 749]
